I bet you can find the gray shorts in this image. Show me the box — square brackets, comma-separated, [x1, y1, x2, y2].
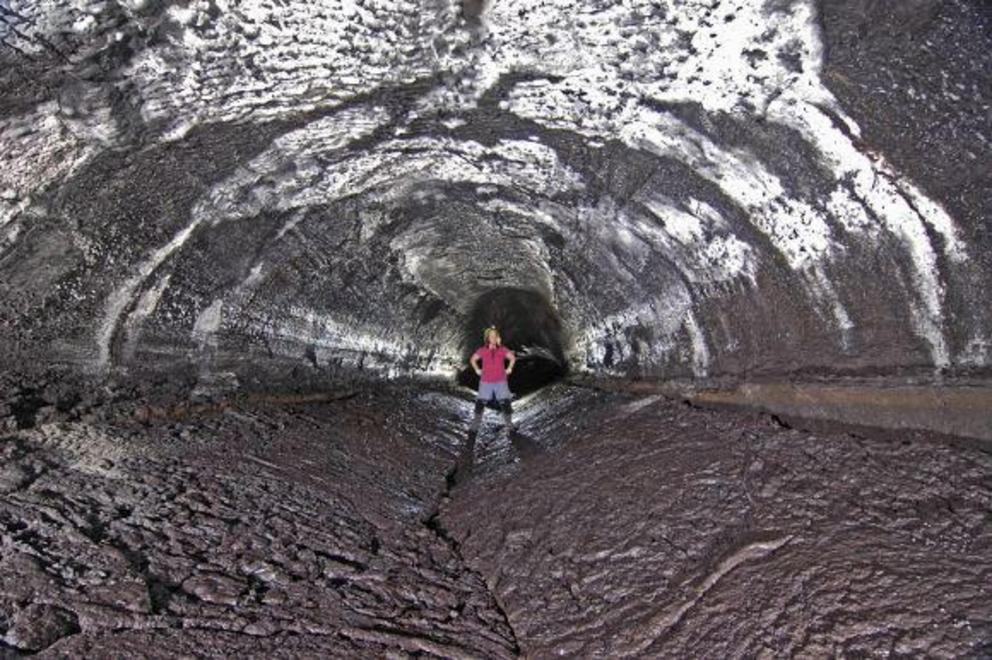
[477, 380, 512, 401]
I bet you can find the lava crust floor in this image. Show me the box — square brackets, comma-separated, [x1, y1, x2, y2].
[1, 384, 990, 657]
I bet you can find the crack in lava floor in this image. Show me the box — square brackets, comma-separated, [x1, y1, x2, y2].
[1, 383, 990, 657]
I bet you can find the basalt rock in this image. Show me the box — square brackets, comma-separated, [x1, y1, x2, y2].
[1, 2, 991, 657]
[0, 0, 988, 397]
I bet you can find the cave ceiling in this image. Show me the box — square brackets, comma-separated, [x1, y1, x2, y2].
[0, 0, 989, 390]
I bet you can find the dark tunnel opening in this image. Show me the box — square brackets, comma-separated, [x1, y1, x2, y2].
[457, 287, 567, 398]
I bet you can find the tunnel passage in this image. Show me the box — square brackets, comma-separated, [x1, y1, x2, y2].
[0, 0, 989, 402]
[457, 288, 566, 397]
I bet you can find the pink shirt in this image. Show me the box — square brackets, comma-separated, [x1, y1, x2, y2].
[475, 345, 512, 383]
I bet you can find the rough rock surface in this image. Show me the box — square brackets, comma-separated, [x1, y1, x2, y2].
[1, 386, 990, 656]
[0, 0, 989, 394]
[0, 389, 518, 657]
[2, 0, 991, 656]
[444, 385, 992, 656]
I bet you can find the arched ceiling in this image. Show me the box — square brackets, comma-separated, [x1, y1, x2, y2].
[1, 0, 989, 393]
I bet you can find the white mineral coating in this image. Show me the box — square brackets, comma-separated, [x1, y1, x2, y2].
[0, 0, 988, 388]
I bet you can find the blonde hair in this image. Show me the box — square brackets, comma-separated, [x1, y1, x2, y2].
[483, 326, 501, 345]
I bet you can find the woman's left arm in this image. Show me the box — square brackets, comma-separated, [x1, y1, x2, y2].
[506, 350, 516, 374]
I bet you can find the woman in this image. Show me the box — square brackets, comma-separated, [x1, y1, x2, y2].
[469, 326, 516, 434]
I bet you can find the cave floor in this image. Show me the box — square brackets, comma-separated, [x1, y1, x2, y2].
[1, 384, 990, 657]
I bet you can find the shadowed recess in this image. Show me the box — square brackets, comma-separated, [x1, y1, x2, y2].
[458, 287, 567, 396]
[462, 0, 486, 21]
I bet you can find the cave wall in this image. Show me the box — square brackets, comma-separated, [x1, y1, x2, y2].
[1, 0, 989, 397]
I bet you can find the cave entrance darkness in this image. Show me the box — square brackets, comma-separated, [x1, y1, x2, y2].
[457, 287, 567, 397]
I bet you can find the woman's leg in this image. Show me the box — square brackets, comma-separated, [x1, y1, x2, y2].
[471, 382, 495, 433]
[495, 381, 513, 431]
[500, 398, 513, 431]
[469, 399, 485, 433]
